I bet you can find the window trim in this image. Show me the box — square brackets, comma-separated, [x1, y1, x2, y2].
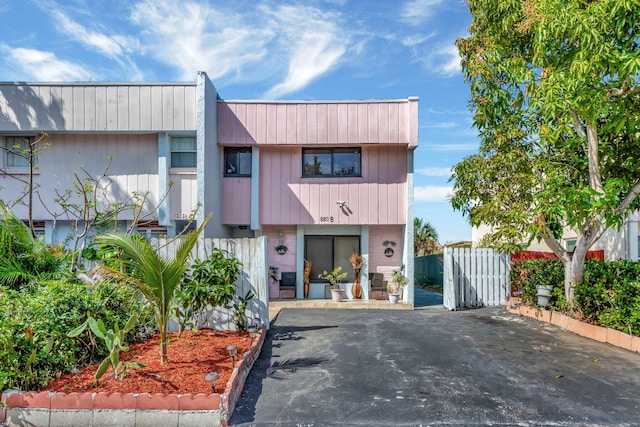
[302, 147, 362, 178]
[224, 147, 252, 177]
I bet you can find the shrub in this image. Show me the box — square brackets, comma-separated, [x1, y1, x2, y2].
[512, 258, 640, 336]
[0, 279, 151, 391]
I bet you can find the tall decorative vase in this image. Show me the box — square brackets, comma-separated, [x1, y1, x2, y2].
[304, 281, 309, 299]
[351, 270, 362, 299]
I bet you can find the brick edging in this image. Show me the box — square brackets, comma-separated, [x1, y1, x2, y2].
[0, 325, 266, 426]
[508, 305, 640, 353]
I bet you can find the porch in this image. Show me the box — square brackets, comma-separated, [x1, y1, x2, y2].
[268, 298, 413, 322]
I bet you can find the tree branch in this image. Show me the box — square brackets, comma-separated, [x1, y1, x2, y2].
[570, 111, 587, 140]
[586, 123, 602, 193]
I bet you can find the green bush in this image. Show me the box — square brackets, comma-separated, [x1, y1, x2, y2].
[0, 280, 152, 391]
[510, 258, 564, 308]
[512, 258, 640, 336]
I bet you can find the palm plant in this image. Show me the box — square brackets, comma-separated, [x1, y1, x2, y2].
[94, 217, 208, 364]
[0, 202, 68, 289]
[414, 217, 441, 256]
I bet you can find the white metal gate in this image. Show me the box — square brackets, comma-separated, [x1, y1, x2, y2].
[443, 247, 510, 310]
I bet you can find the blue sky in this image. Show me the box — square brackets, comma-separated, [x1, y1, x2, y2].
[0, 0, 477, 244]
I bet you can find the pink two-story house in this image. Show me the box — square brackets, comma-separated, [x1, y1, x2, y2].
[0, 72, 417, 303]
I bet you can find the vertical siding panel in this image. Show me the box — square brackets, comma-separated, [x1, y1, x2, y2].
[357, 103, 369, 143]
[335, 104, 347, 144]
[368, 103, 379, 143]
[61, 86, 73, 129]
[326, 103, 338, 144]
[173, 86, 185, 130]
[117, 86, 129, 130]
[286, 104, 297, 144]
[139, 86, 151, 130]
[306, 104, 317, 144]
[389, 103, 399, 143]
[184, 87, 196, 130]
[128, 86, 140, 131]
[106, 86, 118, 131]
[245, 103, 257, 143]
[217, 103, 231, 143]
[255, 104, 267, 144]
[276, 104, 287, 143]
[94, 86, 107, 131]
[84, 86, 96, 130]
[266, 105, 277, 144]
[379, 103, 389, 144]
[72, 86, 84, 130]
[296, 104, 307, 144]
[347, 104, 358, 143]
[317, 104, 328, 143]
[162, 86, 174, 130]
[236, 103, 246, 143]
[398, 101, 409, 143]
[150, 86, 162, 130]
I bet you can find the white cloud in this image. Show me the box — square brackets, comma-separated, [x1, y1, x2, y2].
[430, 143, 478, 152]
[130, 0, 273, 81]
[1, 45, 93, 81]
[54, 11, 125, 57]
[414, 185, 453, 202]
[434, 44, 461, 76]
[400, 0, 445, 26]
[263, 5, 348, 98]
[424, 121, 457, 129]
[416, 167, 452, 177]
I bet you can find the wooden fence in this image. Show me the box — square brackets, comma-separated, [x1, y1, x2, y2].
[153, 236, 268, 330]
[443, 247, 510, 310]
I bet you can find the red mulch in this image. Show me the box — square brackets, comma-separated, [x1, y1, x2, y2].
[42, 329, 251, 395]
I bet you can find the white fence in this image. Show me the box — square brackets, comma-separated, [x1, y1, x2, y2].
[153, 236, 269, 330]
[443, 247, 510, 310]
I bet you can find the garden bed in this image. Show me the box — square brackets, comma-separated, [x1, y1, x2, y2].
[1, 326, 266, 427]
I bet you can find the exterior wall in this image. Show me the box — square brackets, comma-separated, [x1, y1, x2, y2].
[1, 133, 159, 220]
[0, 83, 196, 132]
[168, 173, 197, 221]
[217, 99, 418, 147]
[368, 225, 404, 285]
[258, 146, 406, 225]
[221, 177, 251, 225]
[263, 225, 298, 274]
[473, 212, 640, 262]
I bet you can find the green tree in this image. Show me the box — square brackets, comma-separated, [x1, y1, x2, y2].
[94, 217, 209, 364]
[414, 217, 440, 256]
[452, 0, 640, 303]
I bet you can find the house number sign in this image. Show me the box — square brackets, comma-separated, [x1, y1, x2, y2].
[320, 216, 334, 223]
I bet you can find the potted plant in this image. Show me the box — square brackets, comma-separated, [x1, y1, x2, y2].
[349, 253, 363, 299]
[388, 264, 409, 303]
[318, 266, 348, 302]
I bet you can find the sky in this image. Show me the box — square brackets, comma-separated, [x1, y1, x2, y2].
[0, 0, 478, 244]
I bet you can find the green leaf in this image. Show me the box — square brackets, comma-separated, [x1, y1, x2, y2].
[88, 318, 106, 340]
[95, 357, 111, 379]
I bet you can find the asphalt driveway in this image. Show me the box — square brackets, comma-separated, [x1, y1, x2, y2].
[230, 307, 640, 426]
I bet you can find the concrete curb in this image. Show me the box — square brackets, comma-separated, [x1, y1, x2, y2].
[508, 305, 640, 353]
[0, 326, 266, 427]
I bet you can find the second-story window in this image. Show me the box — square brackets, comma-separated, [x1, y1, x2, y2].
[170, 136, 197, 168]
[302, 147, 361, 177]
[224, 147, 252, 177]
[4, 136, 35, 169]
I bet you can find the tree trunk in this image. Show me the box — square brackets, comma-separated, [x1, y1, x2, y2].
[560, 251, 586, 304]
[159, 329, 168, 364]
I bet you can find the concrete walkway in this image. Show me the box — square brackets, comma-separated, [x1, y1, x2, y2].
[230, 307, 640, 426]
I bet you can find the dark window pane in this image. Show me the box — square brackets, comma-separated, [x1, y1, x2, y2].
[224, 147, 252, 176]
[305, 236, 333, 282]
[333, 149, 361, 176]
[303, 150, 332, 176]
[171, 152, 196, 168]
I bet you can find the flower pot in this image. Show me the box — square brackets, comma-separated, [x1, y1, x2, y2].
[330, 288, 345, 302]
[536, 285, 553, 307]
[388, 293, 400, 303]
